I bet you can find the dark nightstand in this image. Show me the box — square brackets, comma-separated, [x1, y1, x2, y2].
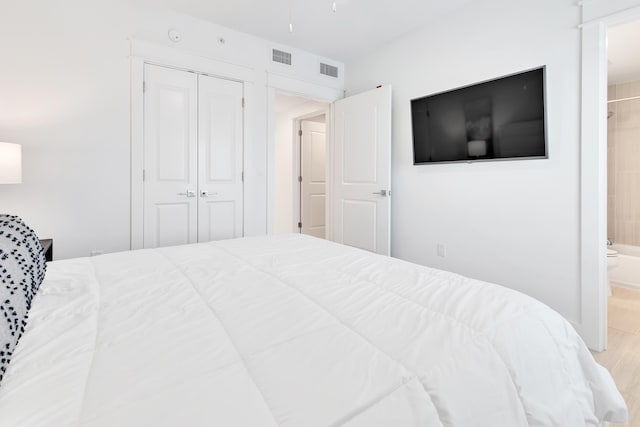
[39, 239, 53, 262]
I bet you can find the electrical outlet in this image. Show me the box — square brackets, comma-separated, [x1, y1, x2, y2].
[90, 250, 104, 257]
[437, 243, 446, 258]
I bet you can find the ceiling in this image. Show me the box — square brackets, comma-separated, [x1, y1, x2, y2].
[152, 0, 474, 61]
[608, 19, 640, 84]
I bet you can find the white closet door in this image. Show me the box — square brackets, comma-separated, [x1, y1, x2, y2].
[333, 86, 392, 255]
[301, 121, 326, 239]
[143, 64, 198, 248]
[197, 74, 244, 242]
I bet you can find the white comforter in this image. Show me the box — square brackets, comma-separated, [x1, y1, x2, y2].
[0, 235, 627, 426]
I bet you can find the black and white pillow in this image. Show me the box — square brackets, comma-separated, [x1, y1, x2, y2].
[0, 215, 47, 385]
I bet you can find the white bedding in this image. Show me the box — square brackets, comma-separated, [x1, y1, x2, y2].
[0, 234, 627, 426]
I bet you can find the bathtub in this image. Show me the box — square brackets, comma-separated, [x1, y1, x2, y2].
[609, 244, 640, 290]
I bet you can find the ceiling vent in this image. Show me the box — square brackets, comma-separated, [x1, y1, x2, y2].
[320, 63, 339, 78]
[272, 49, 292, 65]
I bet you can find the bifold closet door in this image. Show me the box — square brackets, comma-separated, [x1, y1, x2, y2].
[197, 74, 244, 242]
[143, 64, 198, 248]
[143, 65, 244, 248]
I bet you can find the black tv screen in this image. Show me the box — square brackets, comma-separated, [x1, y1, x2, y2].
[411, 67, 547, 164]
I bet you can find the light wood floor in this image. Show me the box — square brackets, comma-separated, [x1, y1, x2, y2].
[593, 285, 640, 426]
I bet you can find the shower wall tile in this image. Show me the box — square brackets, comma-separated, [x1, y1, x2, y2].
[616, 221, 633, 243]
[608, 85, 616, 241]
[608, 101, 617, 145]
[634, 102, 640, 128]
[608, 146, 616, 196]
[618, 81, 640, 98]
[629, 132, 640, 170]
[609, 80, 640, 246]
[616, 100, 638, 129]
[614, 133, 629, 172]
[614, 174, 629, 222]
[618, 221, 635, 244]
[616, 129, 640, 172]
[608, 195, 616, 241]
[615, 172, 640, 217]
[615, 172, 640, 241]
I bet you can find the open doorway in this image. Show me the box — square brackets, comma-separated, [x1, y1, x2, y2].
[273, 93, 330, 238]
[603, 19, 640, 337]
[586, 15, 640, 425]
[580, 4, 640, 352]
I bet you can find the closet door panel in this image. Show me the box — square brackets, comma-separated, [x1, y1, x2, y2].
[202, 200, 237, 241]
[154, 203, 194, 247]
[143, 64, 198, 248]
[206, 98, 237, 182]
[198, 75, 244, 242]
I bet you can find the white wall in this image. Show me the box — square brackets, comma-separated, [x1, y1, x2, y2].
[345, 0, 583, 323]
[0, 0, 343, 259]
[274, 97, 327, 233]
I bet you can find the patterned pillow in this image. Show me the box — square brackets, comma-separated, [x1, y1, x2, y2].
[0, 215, 47, 385]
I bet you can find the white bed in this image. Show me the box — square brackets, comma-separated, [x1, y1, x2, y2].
[0, 234, 627, 426]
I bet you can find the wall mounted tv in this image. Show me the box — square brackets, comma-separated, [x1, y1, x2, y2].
[411, 67, 547, 165]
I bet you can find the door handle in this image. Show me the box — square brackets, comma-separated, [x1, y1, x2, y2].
[200, 190, 219, 197]
[372, 190, 388, 196]
[178, 190, 196, 197]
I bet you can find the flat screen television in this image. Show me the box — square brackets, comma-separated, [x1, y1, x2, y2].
[411, 67, 547, 164]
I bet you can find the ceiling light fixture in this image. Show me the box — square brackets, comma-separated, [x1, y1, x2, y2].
[289, 0, 294, 33]
[332, 1, 337, 12]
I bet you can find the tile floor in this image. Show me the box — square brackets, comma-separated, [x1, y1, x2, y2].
[594, 285, 640, 427]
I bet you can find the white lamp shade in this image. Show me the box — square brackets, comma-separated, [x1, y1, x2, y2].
[0, 142, 22, 184]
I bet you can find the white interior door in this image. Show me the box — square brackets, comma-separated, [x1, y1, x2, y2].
[301, 120, 326, 238]
[333, 86, 392, 255]
[197, 74, 244, 242]
[143, 64, 198, 248]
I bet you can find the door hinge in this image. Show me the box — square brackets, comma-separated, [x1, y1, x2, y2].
[298, 222, 302, 229]
[298, 129, 303, 136]
[242, 98, 245, 108]
[142, 169, 145, 181]
[143, 81, 146, 93]
[241, 171, 244, 182]
[298, 175, 302, 183]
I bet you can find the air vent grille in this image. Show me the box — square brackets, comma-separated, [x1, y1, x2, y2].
[320, 63, 339, 78]
[272, 49, 292, 65]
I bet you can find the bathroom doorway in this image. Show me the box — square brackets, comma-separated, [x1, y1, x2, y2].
[605, 19, 640, 303]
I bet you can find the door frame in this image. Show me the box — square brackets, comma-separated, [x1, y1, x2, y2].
[266, 73, 344, 240]
[580, 4, 640, 351]
[293, 111, 329, 234]
[129, 39, 254, 250]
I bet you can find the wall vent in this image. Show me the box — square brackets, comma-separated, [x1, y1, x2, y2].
[272, 49, 292, 65]
[320, 63, 339, 78]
